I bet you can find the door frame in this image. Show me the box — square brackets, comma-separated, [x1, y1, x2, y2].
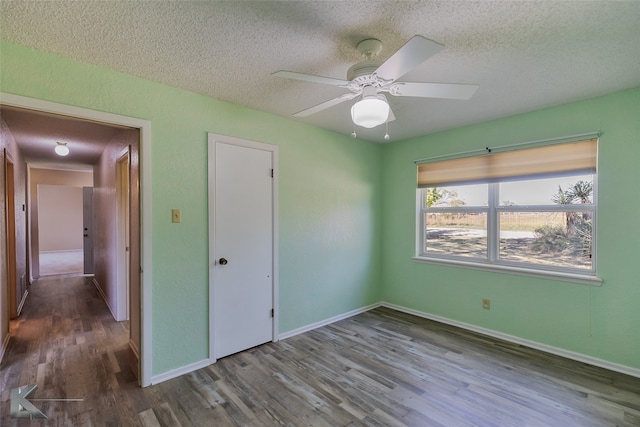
[4, 151, 17, 318]
[207, 133, 279, 363]
[0, 92, 153, 387]
[116, 149, 131, 321]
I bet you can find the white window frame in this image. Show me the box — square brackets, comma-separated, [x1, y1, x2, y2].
[414, 175, 601, 286]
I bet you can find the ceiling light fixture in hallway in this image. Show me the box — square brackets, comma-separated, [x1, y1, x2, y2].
[54, 141, 69, 156]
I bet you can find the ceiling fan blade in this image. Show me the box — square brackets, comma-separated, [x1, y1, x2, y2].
[292, 93, 356, 118]
[391, 82, 479, 100]
[374, 36, 444, 83]
[273, 70, 349, 86]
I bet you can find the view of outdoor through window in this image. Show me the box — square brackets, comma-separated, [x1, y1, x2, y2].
[421, 174, 595, 272]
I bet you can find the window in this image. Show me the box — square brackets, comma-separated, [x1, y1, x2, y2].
[415, 138, 598, 278]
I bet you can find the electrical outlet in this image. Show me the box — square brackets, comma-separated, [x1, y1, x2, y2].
[482, 298, 491, 310]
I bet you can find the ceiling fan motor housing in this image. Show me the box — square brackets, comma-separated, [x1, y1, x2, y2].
[347, 60, 383, 84]
[348, 38, 385, 85]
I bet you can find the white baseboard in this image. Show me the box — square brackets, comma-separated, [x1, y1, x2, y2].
[279, 302, 382, 340]
[151, 358, 212, 385]
[92, 278, 117, 321]
[150, 302, 381, 385]
[0, 332, 10, 365]
[381, 301, 640, 379]
[16, 289, 28, 317]
[148, 299, 639, 386]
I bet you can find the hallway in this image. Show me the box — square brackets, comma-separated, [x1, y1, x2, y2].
[0, 276, 137, 425]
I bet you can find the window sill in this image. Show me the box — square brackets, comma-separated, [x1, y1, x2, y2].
[412, 256, 602, 286]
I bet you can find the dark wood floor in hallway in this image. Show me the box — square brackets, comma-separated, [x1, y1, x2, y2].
[1, 275, 639, 426]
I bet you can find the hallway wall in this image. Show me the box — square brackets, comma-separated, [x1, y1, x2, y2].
[93, 128, 140, 350]
[0, 119, 27, 353]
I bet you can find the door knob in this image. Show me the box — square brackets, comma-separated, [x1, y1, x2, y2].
[219, 258, 228, 265]
[84, 234, 88, 237]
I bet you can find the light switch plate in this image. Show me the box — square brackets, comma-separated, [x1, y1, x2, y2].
[172, 209, 181, 223]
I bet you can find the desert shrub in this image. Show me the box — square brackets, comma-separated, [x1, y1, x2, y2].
[530, 225, 569, 253]
[568, 216, 592, 258]
[530, 217, 592, 258]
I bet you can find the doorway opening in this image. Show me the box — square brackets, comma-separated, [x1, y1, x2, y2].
[36, 181, 93, 277]
[0, 93, 152, 386]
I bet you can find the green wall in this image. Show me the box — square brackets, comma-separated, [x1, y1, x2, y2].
[381, 87, 640, 370]
[0, 41, 383, 375]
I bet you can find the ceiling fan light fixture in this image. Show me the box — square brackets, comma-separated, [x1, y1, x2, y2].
[351, 89, 389, 129]
[55, 141, 69, 156]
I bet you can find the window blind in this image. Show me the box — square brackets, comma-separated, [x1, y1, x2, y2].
[417, 138, 597, 188]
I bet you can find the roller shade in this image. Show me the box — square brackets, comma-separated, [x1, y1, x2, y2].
[417, 138, 597, 188]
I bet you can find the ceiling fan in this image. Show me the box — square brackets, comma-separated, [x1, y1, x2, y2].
[273, 35, 479, 138]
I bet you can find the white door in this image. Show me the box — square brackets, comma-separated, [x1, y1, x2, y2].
[82, 187, 94, 274]
[209, 135, 277, 359]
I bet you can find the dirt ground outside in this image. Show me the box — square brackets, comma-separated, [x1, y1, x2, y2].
[425, 228, 592, 270]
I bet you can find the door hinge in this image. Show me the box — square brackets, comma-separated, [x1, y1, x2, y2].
[270, 308, 274, 318]
[270, 168, 274, 178]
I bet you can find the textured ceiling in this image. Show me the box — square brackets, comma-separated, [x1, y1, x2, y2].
[1, 1, 640, 144]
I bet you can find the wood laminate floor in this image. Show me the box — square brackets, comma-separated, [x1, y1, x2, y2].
[39, 250, 84, 277]
[1, 276, 639, 426]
